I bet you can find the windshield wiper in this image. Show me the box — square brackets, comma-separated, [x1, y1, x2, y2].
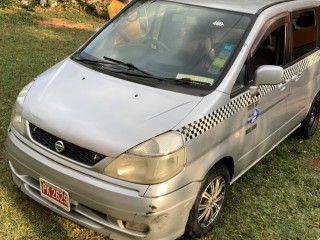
[103, 56, 155, 76]
[74, 55, 112, 66]
[104, 58, 212, 86]
[74, 55, 210, 86]
[103, 56, 129, 66]
[73, 55, 144, 74]
[74, 54, 162, 80]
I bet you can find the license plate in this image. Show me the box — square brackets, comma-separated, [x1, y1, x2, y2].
[39, 178, 70, 212]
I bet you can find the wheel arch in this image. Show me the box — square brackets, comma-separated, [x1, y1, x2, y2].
[185, 156, 233, 237]
[207, 156, 235, 181]
[306, 91, 320, 114]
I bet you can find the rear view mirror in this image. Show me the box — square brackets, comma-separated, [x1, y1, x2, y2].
[250, 65, 284, 96]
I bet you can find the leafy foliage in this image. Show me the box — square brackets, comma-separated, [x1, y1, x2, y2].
[0, 0, 13, 8]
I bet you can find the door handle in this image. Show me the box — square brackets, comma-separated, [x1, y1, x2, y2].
[278, 82, 287, 91]
[291, 72, 302, 82]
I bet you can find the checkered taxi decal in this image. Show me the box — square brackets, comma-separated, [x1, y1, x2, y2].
[178, 50, 320, 142]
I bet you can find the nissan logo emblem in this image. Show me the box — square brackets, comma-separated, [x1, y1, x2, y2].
[54, 140, 65, 153]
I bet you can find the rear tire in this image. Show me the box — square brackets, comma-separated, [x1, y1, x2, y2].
[296, 95, 320, 139]
[185, 164, 230, 238]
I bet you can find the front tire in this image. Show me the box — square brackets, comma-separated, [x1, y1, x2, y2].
[185, 164, 230, 238]
[296, 94, 320, 139]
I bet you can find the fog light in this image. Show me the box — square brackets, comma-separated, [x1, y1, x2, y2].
[117, 220, 149, 233]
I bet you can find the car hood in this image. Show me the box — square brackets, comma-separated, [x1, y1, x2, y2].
[23, 58, 201, 157]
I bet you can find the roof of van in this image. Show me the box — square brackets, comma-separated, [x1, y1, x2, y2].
[169, 0, 306, 14]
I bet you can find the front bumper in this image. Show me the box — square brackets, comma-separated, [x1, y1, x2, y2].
[5, 129, 200, 240]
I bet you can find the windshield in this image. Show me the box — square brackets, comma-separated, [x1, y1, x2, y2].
[78, 0, 252, 95]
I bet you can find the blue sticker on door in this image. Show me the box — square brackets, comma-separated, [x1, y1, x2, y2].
[247, 108, 260, 124]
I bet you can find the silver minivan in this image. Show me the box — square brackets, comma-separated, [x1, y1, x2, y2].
[6, 0, 320, 239]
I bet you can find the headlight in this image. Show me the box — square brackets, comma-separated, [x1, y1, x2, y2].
[11, 81, 34, 135]
[104, 132, 186, 184]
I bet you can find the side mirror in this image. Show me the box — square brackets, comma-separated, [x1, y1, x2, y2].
[250, 65, 284, 96]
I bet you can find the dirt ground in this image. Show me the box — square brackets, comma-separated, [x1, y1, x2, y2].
[33, 18, 99, 30]
[311, 158, 320, 172]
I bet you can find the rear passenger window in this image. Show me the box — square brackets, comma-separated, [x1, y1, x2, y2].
[292, 10, 317, 60]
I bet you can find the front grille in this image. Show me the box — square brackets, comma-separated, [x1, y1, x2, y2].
[29, 123, 106, 166]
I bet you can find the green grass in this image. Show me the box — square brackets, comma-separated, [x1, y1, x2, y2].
[0, 8, 106, 240]
[203, 136, 320, 240]
[0, 8, 319, 240]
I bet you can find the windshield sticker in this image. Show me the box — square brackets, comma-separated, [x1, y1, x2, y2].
[212, 58, 226, 68]
[208, 43, 235, 75]
[222, 43, 235, 52]
[247, 108, 260, 124]
[208, 57, 226, 75]
[212, 20, 224, 27]
[176, 74, 214, 86]
[219, 50, 232, 60]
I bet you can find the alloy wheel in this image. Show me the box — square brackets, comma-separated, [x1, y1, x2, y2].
[197, 176, 226, 228]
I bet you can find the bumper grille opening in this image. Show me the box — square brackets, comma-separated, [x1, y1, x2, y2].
[29, 122, 105, 166]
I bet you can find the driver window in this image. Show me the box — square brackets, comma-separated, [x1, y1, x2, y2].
[249, 33, 278, 81]
[232, 24, 286, 94]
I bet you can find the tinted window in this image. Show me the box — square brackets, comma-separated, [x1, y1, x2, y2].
[292, 10, 317, 60]
[232, 24, 286, 95]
